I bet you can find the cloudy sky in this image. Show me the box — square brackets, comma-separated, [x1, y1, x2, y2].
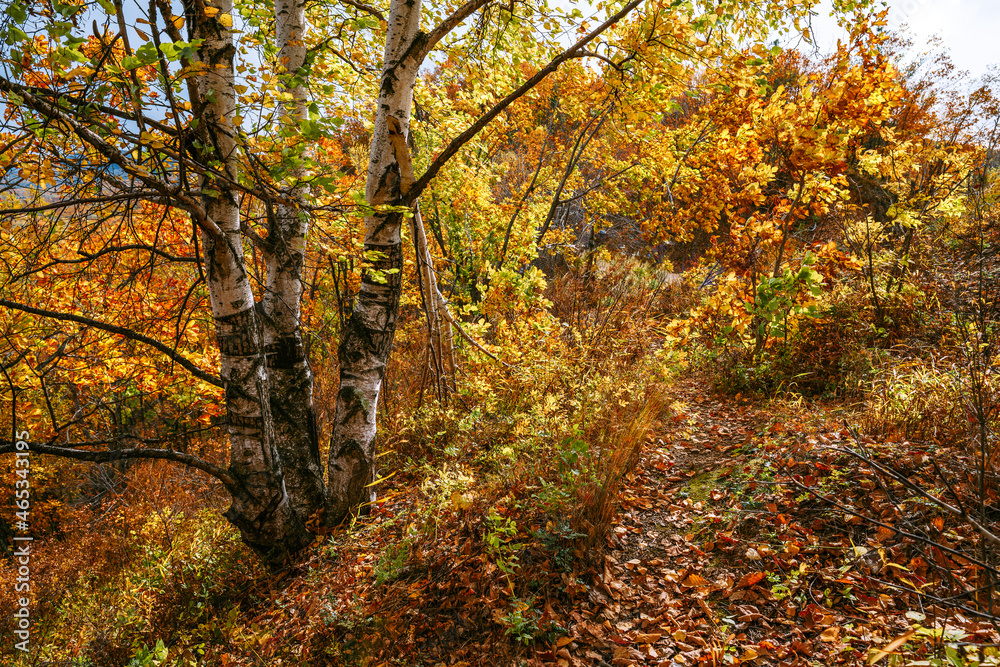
[808, 0, 999, 80]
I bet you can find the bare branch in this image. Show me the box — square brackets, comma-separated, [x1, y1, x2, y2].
[537, 102, 612, 244]
[573, 49, 620, 69]
[0, 78, 226, 242]
[0, 299, 222, 388]
[787, 476, 1000, 576]
[0, 191, 165, 216]
[0, 439, 234, 487]
[10, 244, 197, 283]
[408, 0, 647, 202]
[24, 84, 178, 136]
[833, 445, 1000, 548]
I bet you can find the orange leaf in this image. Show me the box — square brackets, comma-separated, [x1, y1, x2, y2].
[820, 626, 840, 643]
[868, 629, 916, 664]
[736, 571, 766, 589]
[683, 573, 710, 587]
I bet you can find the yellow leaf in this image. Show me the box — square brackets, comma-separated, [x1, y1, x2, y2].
[868, 629, 915, 664]
[218, 12, 232, 27]
[64, 66, 95, 79]
[450, 490, 471, 510]
[171, 15, 184, 30]
[203, 6, 219, 17]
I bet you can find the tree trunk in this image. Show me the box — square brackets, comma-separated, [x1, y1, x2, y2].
[261, 0, 328, 523]
[193, 0, 309, 562]
[326, 0, 423, 522]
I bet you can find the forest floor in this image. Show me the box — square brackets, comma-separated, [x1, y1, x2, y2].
[252, 372, 998, 667]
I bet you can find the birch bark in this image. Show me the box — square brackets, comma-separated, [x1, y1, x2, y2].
[262, 0, 328, 522]
[326, 0, 424, 522]
[193, 0, 309, 560]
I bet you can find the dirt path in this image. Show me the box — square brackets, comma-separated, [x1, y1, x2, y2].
[540, 377, 900, 666]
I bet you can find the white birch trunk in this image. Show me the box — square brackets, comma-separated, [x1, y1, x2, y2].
[326, 0, 424, 521]
[192, 0, 308, 561]
[262, 0, 327, 522]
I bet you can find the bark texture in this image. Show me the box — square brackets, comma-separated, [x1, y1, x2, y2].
[326, 0, 424, 522]
[262, 0, 328, 523]
[193, 0, 309, 562]
[412, 204, 456, 403]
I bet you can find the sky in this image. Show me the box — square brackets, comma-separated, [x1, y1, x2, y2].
[807, 0, 999, 81]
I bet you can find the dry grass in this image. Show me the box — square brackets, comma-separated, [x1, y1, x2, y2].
[574, 391, 666, 552]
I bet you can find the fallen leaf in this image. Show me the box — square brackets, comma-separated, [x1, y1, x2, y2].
[868, 629, 916, 664]
[819, 626, 840, 643]
[683, 573, 710, 587]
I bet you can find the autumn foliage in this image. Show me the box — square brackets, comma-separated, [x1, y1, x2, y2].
[2, 0, 1000, 664]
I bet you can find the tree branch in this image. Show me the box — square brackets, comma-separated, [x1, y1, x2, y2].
[787, 476, 1000, 576]
[0, 300, 222, 388]
[0, 439, 234, 487]
[337, 0, 385, 22]
[537, 102, 611, 244]
[0, 191, 166, 216]
[834, 445, 1000, 549]
[412, 0, 493, 65]
[573, 49, 620, 70]
[407, 0, 646, 202]
[11, 244, 197, 282]
[28, 87, 176, 136]
[0, 78, 226, 242]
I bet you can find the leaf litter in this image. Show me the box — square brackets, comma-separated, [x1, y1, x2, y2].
[244, 373, 1000, 666]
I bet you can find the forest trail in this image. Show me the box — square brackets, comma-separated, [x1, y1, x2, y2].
[250, 375, 993, 666]
[549, 377, 917, 667]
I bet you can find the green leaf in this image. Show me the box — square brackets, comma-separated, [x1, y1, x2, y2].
[54, 1, 80, 18]
[6, 2, 26, 23]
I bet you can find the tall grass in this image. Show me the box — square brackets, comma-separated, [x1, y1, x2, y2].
[575, 391, 664, 551]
